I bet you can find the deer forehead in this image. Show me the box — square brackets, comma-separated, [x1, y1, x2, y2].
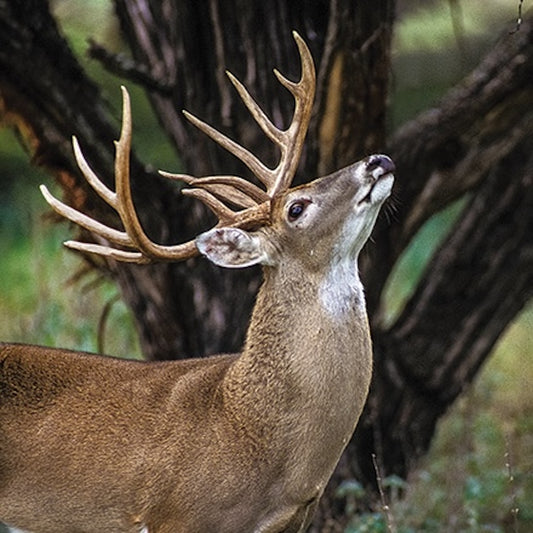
[274, 159, 381, 212]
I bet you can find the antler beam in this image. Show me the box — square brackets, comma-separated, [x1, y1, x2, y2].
[41, 31, 315, 264]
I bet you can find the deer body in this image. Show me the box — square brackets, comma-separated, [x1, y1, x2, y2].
[0, 263, 370, 532]
[0, 34, 394, 532]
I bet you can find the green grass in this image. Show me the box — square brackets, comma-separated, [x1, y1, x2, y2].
[399, 306, 532, 532]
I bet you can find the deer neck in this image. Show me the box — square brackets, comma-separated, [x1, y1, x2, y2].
[222, 256, 373, 450]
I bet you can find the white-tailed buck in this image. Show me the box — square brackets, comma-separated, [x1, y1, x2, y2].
[0, 33, 394, 532]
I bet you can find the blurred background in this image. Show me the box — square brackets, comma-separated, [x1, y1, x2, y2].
[0, 0, 530, 530]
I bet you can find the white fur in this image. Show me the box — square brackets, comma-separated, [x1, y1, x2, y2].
[319, 172, 393, 320]
[319, 259, 365, 320]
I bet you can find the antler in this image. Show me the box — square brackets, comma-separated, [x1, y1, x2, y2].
[40, 31, 315, 264]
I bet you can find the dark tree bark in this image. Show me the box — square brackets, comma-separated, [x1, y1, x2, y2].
[0, 0, 531, 529]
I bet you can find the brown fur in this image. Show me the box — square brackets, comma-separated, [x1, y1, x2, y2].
[0, 158, 392, 532]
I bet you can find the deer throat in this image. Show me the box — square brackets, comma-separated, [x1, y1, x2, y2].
[319, 258, 365, 321]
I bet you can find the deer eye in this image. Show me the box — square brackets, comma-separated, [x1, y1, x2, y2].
[287, 200, 308, 222]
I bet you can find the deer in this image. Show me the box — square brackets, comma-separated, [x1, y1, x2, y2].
[0, 32, 394, 533]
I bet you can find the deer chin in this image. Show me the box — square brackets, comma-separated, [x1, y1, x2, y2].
[368, 172, 394, 204]
[354, 172, 394, 208]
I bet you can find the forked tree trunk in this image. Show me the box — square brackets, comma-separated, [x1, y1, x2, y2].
[0, 0, 531, 528]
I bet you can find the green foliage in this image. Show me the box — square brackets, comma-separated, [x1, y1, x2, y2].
[394, 1, 509, 54]
[346, 512, 389, 533]
[0, 194, 142, 359]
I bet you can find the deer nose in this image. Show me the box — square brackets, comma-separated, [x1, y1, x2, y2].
[366, 154, 395, 177]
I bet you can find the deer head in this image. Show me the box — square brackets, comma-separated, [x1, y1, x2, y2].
[40, 32, 393, 280]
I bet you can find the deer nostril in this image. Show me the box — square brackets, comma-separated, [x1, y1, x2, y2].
[366, 154, 395, 175]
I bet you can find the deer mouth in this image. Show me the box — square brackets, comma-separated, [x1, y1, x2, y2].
[358, 174, 394, 205]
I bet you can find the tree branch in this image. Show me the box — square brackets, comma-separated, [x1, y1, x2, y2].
[386, 137, 533, 401]
[363, 18, 533, 314]
[88, 39, 173, 95]
[352, 130, 533, 496]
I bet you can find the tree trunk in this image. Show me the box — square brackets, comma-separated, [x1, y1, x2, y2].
[0, 0, 531, 528]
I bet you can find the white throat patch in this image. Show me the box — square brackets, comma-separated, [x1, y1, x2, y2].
[319, 259, 365, 320]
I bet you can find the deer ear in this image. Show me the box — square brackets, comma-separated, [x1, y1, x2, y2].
[196, 228, 271, 268]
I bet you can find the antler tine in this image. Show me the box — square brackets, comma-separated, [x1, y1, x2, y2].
[180, 31, 315, 200]
[41, 87, 202, 264]
[182, 110, 274, 190]
[160, 171, 269, 209]
[72, 136, 116, 207]
[269, 31, 315, 197]
[39, 184, 132, 249]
